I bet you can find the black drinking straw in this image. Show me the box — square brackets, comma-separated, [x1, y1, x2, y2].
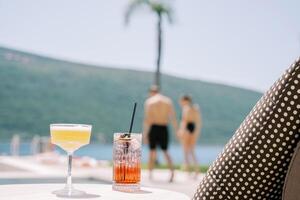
[128, 102, 137, 137]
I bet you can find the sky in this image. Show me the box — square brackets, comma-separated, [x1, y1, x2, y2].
[0, 0, 299, 92]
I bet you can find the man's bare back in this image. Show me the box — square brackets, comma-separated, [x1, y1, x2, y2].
[145, 94, 174, 126]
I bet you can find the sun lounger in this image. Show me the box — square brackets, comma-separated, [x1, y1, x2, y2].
[193, 58, 300, 200]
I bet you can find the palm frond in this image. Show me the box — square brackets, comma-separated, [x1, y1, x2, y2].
[124, 0, 150, 25]
[125, 0, 174, 25]
[164, 7, 173, 24]
[149, 1, 173, 23]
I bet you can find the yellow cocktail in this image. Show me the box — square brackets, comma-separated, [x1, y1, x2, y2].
[51, 125, 91, 152]
[50, 124, 92, 197]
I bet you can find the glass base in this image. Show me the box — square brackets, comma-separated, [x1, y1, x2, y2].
[112, 182, 140, 192]
[52, 186, 86, 197]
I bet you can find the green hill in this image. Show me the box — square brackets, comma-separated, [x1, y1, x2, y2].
[0, 47, 262, 144]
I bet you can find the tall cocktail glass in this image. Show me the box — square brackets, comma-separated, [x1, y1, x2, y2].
[112, 133, 142, 192]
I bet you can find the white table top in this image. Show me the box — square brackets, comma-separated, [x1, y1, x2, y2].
[0, 184, 190, 200]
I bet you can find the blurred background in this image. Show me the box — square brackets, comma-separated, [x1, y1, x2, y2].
[0, 0, 299, 195]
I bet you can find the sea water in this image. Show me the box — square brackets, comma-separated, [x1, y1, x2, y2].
[0, 143, 223, 165]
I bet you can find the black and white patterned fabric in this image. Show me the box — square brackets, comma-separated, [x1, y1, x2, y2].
[193, 58, 300, 200]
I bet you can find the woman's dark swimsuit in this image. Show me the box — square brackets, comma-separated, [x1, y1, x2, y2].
[186, 122, 196, 134]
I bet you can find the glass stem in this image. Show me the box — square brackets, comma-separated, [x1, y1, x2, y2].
[66, 153, 73, 191]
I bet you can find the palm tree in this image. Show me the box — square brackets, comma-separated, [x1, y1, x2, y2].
[125, 0, 173, 89]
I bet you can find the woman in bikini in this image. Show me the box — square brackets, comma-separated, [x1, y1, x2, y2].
[178, 95, 201, 177]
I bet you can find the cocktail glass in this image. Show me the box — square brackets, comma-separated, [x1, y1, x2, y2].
[112, 133, 142, 192]
[50, 124, 92, 197]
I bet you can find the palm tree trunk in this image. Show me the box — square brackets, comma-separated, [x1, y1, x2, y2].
[155, 13, 162, 88]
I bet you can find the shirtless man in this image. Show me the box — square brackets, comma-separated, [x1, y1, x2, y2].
[143, 86, 178, 182]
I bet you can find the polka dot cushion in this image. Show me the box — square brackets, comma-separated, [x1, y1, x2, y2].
[193, 58, 300, 200]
